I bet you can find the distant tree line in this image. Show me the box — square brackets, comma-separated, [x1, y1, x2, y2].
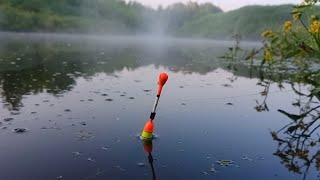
[0, 0, 221, 33]
[1, 0, 317, 39]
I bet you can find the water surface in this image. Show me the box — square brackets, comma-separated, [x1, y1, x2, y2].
[0, 33, 318, 180]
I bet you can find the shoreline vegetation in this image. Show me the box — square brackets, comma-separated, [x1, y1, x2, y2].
[0, 0, 318, 40]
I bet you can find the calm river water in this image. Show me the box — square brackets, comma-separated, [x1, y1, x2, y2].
[0, 33, 318, 180]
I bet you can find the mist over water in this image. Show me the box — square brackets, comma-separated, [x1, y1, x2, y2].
[1, 1, 320, 180]
[0, 32, 261, 48]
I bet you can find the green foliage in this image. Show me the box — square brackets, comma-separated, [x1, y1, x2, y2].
[159, 2, 222, 33]
[0, 0, 149, 33]
[0, 0, 317, 39]
[245, 0, 320, 98]
[261, 1, 320, 62]
[178, 5, 296, 39]
[220, 1, 320, 99]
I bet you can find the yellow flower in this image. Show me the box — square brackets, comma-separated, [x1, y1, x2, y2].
[310, 20, 320, 33]
[293, 13, 301, 21]
[264, 49, 273, 62]
[261, 30, 274, 38]
[284, 21, 292, 32]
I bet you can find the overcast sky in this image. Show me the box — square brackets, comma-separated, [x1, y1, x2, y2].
[128, 0, 301, 11]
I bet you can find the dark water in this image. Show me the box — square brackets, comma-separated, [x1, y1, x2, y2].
[0, 33, 319, 180]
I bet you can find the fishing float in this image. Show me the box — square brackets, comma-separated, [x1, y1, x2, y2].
[140, 72, 169, 140]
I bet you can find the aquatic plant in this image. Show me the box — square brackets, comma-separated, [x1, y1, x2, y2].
[223, 0, 320, 95]
[222, 1, 320, 178]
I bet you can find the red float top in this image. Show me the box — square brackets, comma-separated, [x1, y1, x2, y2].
[157, 72, 168, 96]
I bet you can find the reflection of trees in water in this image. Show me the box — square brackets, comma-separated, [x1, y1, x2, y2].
[0, 38, 253, 110]
[221, 34, 320, 179]
[0, 65, 74, 110]
[253, 66, 320, 179]
[0, 40, 139, 110]
[272, 87, 320, 180]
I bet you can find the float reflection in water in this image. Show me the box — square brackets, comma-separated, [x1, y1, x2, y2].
[142, 140, 157, 180]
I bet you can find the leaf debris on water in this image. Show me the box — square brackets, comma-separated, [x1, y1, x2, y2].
[216, 160, 235, 167]
[136, 162, 146, 167]
[13, 128, 27, 133]
[10, 111, 20, 115]
[202, 171, 209, 175]
[72, 152, 82, 156]
[241, 155, 253, 161]
[80, 121, 87, 126]
[101, 146, 110, 151]
[222, 84, 233, 88]
[3, 118, 14, 122]
[87, 157, 96, 162]
[209, 163, 218, 173]
[113, 165, 126, 171]
[76, 130, 94, 141]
